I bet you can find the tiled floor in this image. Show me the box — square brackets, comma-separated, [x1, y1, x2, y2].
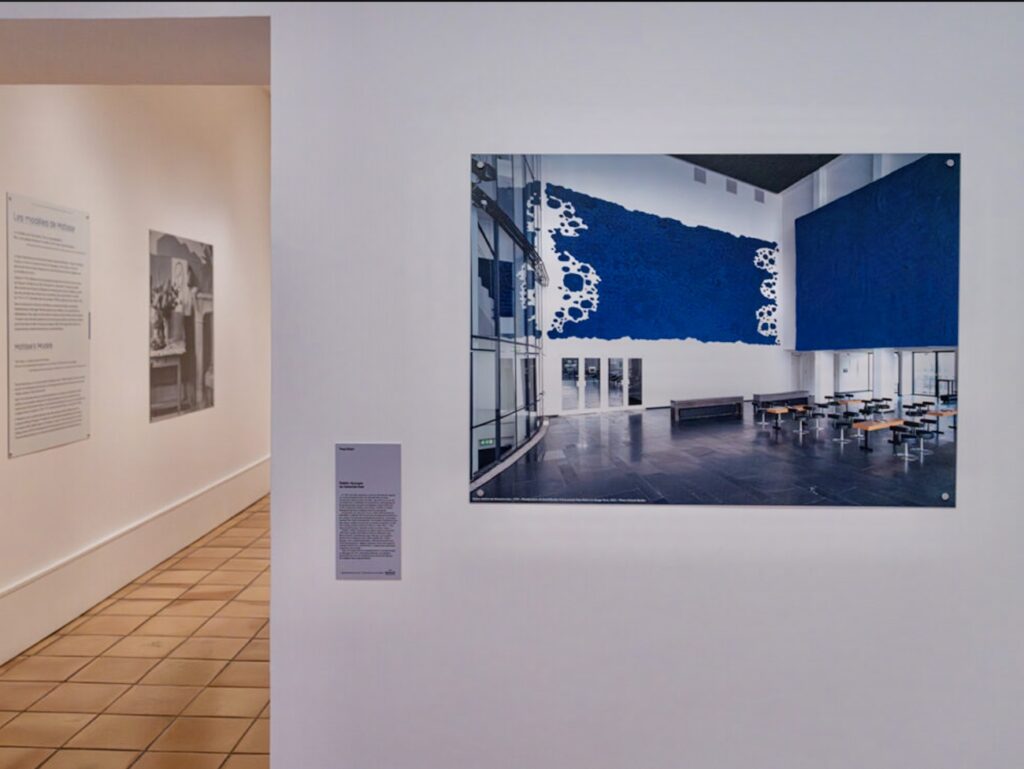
[0, 496, 270, 769]
[473, 405, 957, 506]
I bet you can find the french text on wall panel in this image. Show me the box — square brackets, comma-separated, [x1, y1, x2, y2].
[7, 194, 90, 458]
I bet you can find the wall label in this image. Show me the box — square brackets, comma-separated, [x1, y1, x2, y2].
[335, 443, 401, 580]
[7, 194, 91, 458]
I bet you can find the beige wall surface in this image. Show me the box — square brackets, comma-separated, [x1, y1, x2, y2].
[0, 85, 271, 660]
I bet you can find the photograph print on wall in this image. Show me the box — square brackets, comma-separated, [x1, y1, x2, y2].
[469, 154, 959, 507]
[149, 230, 214, 421]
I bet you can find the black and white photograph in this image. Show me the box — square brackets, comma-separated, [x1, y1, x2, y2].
[149, 230, 214, 421]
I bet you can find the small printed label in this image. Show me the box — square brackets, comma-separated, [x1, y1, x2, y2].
[335, 443, 401, 580]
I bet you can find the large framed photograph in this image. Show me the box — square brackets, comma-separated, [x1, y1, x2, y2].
[149, 230, 214, 421]
[470, 154, 959, 506]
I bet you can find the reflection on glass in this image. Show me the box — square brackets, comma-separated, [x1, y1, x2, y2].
[516, 410, 529, 448]
[608, 358, 623, 407]
[584, 358, 601, 409]
[497, 228, 515, 339]
[913, 351, 937, 396]
[522, 358, 537, 411]
[496, 155, 514, 218]
[628, 411, 643, 462]
[562, 358, 579, 411]
[472, 348, 496, 426]
[937, 351, 957, 401]
[499, 345, 516, 415]
[499, 414, 516, 458]
[628, 358, 643, 406]
[473, 210, 496, 338]
[472, 422, 495, 476]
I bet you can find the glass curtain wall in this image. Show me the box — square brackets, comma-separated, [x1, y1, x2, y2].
[471, 155, 545, 479]
[912, 350, 957, 401]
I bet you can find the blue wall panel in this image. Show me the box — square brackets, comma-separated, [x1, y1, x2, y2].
[795, 154, 960, 350]
[547, 184, 779, 344]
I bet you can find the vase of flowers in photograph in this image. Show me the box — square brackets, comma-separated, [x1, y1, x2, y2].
[150, 281, 179, 350]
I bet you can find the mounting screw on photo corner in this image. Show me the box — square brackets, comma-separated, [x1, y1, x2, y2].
[941, 492, 950, 501]
[476, 489, 485, 497]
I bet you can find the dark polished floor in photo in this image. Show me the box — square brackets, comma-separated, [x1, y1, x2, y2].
[474, 406, 956, 507]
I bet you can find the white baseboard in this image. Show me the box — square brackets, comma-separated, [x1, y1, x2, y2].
[0, 456, 270, 664]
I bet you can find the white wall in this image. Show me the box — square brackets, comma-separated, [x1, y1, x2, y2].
[4, 4, 1022, 769]
[262, 5, 1024, 769]
[540, 154, 797, 412]
[0, 85, 271, 662]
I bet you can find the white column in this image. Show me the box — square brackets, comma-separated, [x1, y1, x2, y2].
[814, 351, 835, 402]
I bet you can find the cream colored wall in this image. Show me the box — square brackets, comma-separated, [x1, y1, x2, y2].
[0, 85, 271, 662]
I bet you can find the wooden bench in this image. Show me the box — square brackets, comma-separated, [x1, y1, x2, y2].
[670, 396, 744, 423]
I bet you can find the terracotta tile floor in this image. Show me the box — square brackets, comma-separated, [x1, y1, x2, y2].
[0, 496, 270, 769]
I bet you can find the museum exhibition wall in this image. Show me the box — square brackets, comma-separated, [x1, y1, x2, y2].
[266, 4, 1019, 768]
[0, 85, 270, 662]
[0, 3, 1021, 769]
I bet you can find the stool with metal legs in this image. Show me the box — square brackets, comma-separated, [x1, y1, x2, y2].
[794, 413, 808, 436]
[889, 425, 914, 462]
[757, 402, 770, 428]
[902, 420, 932, 458]
[920, 416, 943, 443]
[833, 416, 853, 445]
[845, 411, 866, 444]
[811, 404, 828, 433]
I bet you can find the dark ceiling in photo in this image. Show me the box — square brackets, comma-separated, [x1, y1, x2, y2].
[671, 154, 839, 193]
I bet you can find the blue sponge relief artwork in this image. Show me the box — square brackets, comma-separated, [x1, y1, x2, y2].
[544, 183, 780, 344]
[544, 191, 601, 334]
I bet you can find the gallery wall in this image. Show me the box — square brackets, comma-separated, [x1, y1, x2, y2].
[539, 154, 797, 412]
[262, 5, 1022, 769]
[0, 4, 1022, 769]
[0, 85, 271, 662]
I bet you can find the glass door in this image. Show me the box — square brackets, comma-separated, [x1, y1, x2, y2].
[584, 358, 601, 409]
[608, 358, 624, 407]
[561, 358, 580, 411]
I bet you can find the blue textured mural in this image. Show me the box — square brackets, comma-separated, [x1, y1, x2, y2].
[795, 154, 960, 351]
[545, 184, 780, 344]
